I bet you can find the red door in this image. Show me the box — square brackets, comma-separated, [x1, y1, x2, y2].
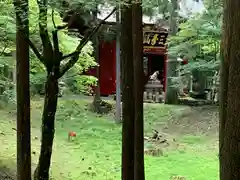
[99, 41, 116, 96]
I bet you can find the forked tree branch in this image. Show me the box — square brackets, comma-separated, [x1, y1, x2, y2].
[58, 7, 116, 78]
[28, 38, 45, 63]
[13, 1, 45, 64]
[37, 0, 54, 64]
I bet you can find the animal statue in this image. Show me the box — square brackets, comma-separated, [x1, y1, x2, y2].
[149, 71, 160, 81]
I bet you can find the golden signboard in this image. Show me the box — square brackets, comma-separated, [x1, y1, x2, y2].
[143, 28, 168, 53]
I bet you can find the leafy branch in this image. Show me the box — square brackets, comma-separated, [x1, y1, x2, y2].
[14, 0, 115, 77]
[58, 7, 116, 78]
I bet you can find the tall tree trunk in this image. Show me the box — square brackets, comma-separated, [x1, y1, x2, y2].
[219, 1, 240, 179]
[219, 40, 229, 180]
[132, 1, 144, 180]
[165, 0, 178, 104]
[14, 0, 31, 179]
[34, 72, 59, 180]
[92, 6, 102, 112]
[92, 34, 102, 112]
[169, 0, 178, 35]
[121, 1, 135, 179]
[115, 6, 122, 123]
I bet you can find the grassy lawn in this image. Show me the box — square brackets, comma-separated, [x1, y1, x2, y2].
[0, 98, 219, 180]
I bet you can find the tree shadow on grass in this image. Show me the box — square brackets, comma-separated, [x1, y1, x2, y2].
[0, 160, 15, 180]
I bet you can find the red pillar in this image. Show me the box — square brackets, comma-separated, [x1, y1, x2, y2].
[163, 53, 167, 92]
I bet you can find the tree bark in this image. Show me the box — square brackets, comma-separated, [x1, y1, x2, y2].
[132, 1, 145, 180]
[31, 4, 115, 179]
[92, 36, 102, 112]
[121, 1, 135, 179]
[219, 1, 240, 179]
[14, 0, 31, 179]
[34, 72, 59, 180]
[115, 6, 122, 123]
[165, 0, 178, 104]
[92, 6, 102, 112]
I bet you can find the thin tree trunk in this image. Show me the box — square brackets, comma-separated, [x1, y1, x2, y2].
[219, 1, 240, 179]
[92, 34, 102, 112]
[115, 6, 122, 123]
[219, 40, 229, 180]
[92, 6, 102, 112]
[15, 0, 31, 179]
[34, 73, 59, 180]
[165, 0, 178, 104]
[132, 1, 144, 180]
[121, 1, 135, 179]
[169, 0, 178, 35]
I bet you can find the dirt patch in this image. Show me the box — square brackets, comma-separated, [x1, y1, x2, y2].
[145, 106, 219, 156]
[144, 130, 184, 156]
[161, 105, 219, 136]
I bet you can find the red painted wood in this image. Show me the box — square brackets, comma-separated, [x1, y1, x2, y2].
[93, 40, 168, 96]
[164, 54, 167, 92]
[99, 40, 116, 95]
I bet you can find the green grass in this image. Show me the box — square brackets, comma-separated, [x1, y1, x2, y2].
[0, 98, 219, 180]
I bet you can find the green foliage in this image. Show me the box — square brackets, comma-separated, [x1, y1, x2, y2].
[168, 2, 222, 73]
[30, 0, 97, 95]
[143, 0, 171, 17]
[0, 0, 98, 99]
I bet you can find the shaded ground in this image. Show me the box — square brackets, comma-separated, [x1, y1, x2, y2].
[0, 161, 15, 180]
[0, 98, 219, 180]
[160, 105, 218, 138]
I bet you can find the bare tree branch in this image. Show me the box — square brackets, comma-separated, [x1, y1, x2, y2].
[58, 7, 116, 78]
[0, 45, 7, 56]
[52, 9, 56, 29]
[37, 0, 53, 64]
[56, 24, 68, 31]
[28, 38, 45, 63]
[13, 1, 45, 64]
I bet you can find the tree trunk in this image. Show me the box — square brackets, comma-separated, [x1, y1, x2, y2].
[169, 0, 178, 35]
[219, 1, 240, 179]
[165, 0, 178, 104]
[92, 6, 102, 113]
[92, 34, 102, 113]
[132, 1, 145, 180]
[219, 40, 229, 179]
[165, 56, 179, 104]
[121, 1, 135, 179]
[34, 72, 59, 180]
[14, 0, 31, 179]
[115, 6, 122, 123]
